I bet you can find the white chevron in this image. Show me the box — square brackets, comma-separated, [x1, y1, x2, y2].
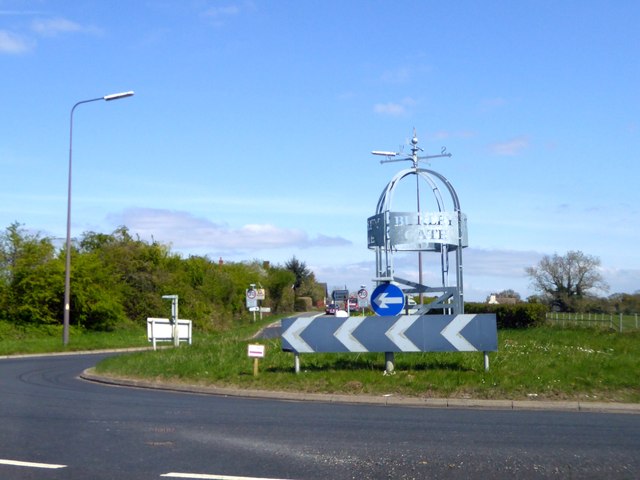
[385, 315, 420, 351]
[333, 316, 368, 352]
[440, 314, 477, 351]
[281, 315, 321, 353]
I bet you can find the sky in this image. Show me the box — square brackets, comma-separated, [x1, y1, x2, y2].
[1, 1, 638, 302]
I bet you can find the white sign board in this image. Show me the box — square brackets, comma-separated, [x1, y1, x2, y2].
[147, 318, 192, 350]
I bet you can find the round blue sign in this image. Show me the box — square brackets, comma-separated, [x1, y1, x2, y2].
[371, 283, 405, 316]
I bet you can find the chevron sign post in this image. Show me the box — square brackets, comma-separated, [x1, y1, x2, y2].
[281, 313, 497, 354]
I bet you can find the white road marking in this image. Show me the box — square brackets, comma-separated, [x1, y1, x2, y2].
[0, 458, 66, 469]
[161, 473, 295, 480]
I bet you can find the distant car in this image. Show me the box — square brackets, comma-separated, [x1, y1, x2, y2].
[325, 303, 338, 315]
[347, 298, 358, 311]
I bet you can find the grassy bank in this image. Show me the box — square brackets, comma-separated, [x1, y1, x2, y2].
[91, 317, 640, 403]
[0, 321, 149, 355]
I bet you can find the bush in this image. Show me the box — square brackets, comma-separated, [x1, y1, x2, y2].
[294, 296, 313, 312]
[465, 302, 548, 329]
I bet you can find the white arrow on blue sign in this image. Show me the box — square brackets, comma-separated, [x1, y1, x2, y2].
[281, 314, 498, 353]
[371, 283, 405, 315]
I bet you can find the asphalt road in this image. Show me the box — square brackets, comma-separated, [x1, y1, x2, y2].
[1, 353, 639, 479]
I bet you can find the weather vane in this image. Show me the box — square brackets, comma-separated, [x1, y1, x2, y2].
[371, 128, 452, 168]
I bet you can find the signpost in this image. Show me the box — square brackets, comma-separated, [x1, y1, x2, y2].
[357, 287, 368, 312]
[279, 132, 499, 375]
[161, 294, 180, 346]
[246, 285, 258, 321]
[147, 318, 192, 350]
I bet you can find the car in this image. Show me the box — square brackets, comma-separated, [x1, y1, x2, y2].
[325, 303, 338, 315]
[347, 297, 358, 311]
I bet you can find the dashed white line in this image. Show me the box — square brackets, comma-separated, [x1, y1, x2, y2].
[0, 458, 66, 469]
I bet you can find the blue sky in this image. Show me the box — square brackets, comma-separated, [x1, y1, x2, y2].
[1, 1, 638, 301]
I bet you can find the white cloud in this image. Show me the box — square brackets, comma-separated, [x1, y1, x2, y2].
[373, 102, 406, 116]
[110, 207, 350, 252]
[201, 1, 255, 25]
[31, 17, 101, 37]
[203, 5, 241, 18]
[373, 97, 416, 117]
[489, 135, 530, 156]
[601, 267, 640, 295]
[380, 67, 411, 84]
[0, 30, 32, 53]
[479, 97, 507, 111]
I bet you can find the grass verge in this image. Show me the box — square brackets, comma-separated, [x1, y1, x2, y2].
[0, 321, 149, 355]
[91, 317, 640, 403]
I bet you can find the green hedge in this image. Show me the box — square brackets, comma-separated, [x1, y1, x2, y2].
[294, 296, 313, 312]
[465, 302, 548, 329]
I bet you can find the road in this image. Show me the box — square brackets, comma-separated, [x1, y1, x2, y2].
[1, 353, 639, 479]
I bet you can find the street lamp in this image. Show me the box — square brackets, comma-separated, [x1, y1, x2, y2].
[63, 91, 134, 346]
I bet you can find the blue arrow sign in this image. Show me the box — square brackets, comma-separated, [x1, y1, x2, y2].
[371, 283, 405, 316]
[281, 314, 498, 353]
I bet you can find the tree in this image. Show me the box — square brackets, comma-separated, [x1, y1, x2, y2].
[0, 223, 61, 324]
[285, 256, 310, 292]
[264, 266, 295, 313]
[525, 250, 609, 311]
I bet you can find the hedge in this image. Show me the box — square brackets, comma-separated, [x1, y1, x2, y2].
[465, 302, 548, 329]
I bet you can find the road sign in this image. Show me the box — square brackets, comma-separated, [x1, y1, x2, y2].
[246, 297, 257, 309]
[246, 288, 257, 299]
[371, 283, 405, 316]
[281, 314, 497, 353]
[146, 318, 192, 350]
[356, 288, 368, 308]
[332, 289, 349, 301]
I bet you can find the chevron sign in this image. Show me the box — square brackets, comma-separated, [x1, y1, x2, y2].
[281, 313, 497, 353]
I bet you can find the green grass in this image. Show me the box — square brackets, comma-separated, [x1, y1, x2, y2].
[91, 318, 640, 403]
[0, 321, 149, 355]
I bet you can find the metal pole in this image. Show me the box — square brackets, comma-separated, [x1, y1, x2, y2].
[64, 96, 102, 346]
[412, 136, 424, 304]
[63, 91, 134, 346]
[384, 352, 395, 375]
[172, 297, 179, 346]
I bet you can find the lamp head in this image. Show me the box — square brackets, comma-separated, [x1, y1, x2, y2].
[104, 91, 135, 101]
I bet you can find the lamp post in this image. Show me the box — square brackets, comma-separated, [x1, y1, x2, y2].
[63, 91, 134, 346]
